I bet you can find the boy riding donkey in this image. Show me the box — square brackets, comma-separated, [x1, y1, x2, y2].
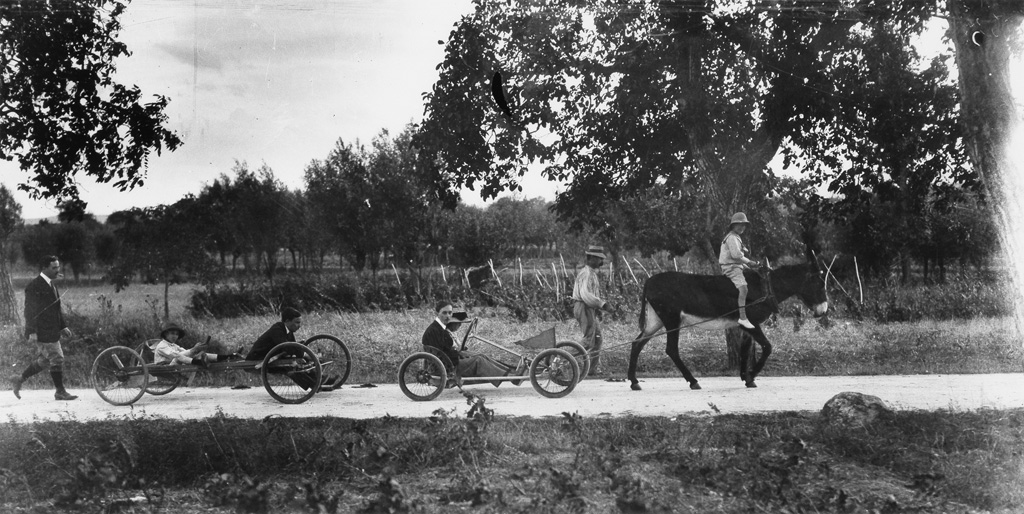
[719, 213, 762, 328]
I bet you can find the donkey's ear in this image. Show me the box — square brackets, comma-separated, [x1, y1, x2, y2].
[805, 245, 818, 267]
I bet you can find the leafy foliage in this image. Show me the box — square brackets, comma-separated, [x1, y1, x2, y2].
[0, 0, 181, 204]
[106, 199, 220, 318]
[416, 0, 949, 254]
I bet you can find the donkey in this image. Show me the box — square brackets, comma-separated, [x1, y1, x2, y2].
[627, 259, 829, 391]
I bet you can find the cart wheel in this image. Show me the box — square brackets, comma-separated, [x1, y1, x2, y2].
[305, 334, 352, 387]
[145, 373, 182, 395]
[530, 348, 580, 398]
[398, 352, 447, 401]
[555, 341, 591, 381]
[262, 342, 322, 404]
[92, 346, 149, 406]
[133, 343, 181, 395]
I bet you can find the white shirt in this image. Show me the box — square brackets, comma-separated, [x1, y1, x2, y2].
[572, 265, 605, 309]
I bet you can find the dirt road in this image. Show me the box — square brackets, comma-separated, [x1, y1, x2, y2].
[3, 373, 1022, 423]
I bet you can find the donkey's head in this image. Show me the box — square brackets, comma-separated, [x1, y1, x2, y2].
[799, 256, 830, 317]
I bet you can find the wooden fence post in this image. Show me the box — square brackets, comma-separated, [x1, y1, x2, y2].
[622, 256, 639, 284]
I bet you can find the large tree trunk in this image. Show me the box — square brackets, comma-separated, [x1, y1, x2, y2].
[949, 0, 1024, 335]
[0, 259, 19, 326]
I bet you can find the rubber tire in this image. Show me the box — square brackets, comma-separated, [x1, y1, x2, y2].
[145, 373, 181, 395]
[261, 342, 322, 404]
[305, 334, 352, 386]
[92, 346, 149, 406]
[398, 352, 447, 401]
[529, 348, 580, 398]
[555, 341, 591, 381]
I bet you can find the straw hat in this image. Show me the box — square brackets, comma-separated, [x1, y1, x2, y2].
[585, 245, 606, 259]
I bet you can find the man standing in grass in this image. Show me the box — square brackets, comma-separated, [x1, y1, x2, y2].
[573, 245, 614, 377]
[12, 255, 76, 401]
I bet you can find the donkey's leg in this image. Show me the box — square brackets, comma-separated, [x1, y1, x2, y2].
[738, 336, 753, 384]
[665, 329, 701, 390]
[745, 326, 773, 388]
[629, 302, 665, 391]
[627, 337, 650, 391]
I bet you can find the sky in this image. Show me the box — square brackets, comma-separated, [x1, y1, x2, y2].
[2, 0, 559, 220]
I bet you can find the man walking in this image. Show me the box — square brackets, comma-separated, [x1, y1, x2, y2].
[572, 245, 614, 376]
[12, 255, 76, 400]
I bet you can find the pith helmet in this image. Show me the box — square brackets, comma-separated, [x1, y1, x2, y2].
[585, 245, 606, 259]
[730, 212, 750, 225]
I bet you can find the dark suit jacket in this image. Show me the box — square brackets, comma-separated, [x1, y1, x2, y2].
[24, 275, 66, 342]
[422, 320, 459, 366]
[246, 321, 296, 361]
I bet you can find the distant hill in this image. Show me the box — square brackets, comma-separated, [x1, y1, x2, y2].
[24, 215, 108, 225]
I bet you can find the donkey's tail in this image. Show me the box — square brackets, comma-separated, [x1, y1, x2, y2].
[637, 284, 647, 332]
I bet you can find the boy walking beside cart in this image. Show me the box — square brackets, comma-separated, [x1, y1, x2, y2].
[573, 245, 614, 377]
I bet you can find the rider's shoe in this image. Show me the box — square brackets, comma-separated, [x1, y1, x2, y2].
[509, 360, 527, 386]
[54, 390, 78, 401]
[738, 318, 755, 329]
[11, 376, 23, 400]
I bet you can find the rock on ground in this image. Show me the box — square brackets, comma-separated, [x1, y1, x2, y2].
[821, 391, 895, 427]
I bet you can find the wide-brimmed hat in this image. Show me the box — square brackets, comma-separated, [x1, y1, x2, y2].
[585, 245, 606, 259]
[729, 212, 751, 225]
[160, 322, 186, 340]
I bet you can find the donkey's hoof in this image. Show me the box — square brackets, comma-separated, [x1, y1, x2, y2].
[740, 373, 749, 383]
[630, 382, 643, 391]
[745, 380, 757, 388]
[689, 382, 701, 390]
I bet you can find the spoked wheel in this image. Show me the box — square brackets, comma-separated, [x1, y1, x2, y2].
[134, 343, 181, 395]
[261, 342, 322, 404]
[92, 346, 149, 406]
[398, 352, 447, 401]
[145, 372, 182, 395]
[555, 341, 591, 382]
[305, 334, 352, 387]
[529, 348, 580, 399]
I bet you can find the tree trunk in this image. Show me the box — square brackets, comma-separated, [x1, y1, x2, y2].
[0, 258, 19, 326]
[724, 327, 755, 374]
[949, 0, 1024, 335]
[163, 280, 170, 321]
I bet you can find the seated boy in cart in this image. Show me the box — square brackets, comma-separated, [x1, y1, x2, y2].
[245, 307, 343, 391]
[422, 301, 524, 386]
[151, 322, 240, 367]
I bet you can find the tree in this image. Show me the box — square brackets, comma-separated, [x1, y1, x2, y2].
[305, 125, 436, 279]
[196, 163, 292, 281]
[107, 199, 218, 319]
[0, 0, 181, 205]
[304, 139, 372, 270]
[0, 185, 22, 324]
[417, 0, 942, 260]
[947, 0, 1024, 331]
[785, 17, 971, 281]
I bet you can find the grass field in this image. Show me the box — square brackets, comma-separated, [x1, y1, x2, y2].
[3, 279, 1023, 391]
